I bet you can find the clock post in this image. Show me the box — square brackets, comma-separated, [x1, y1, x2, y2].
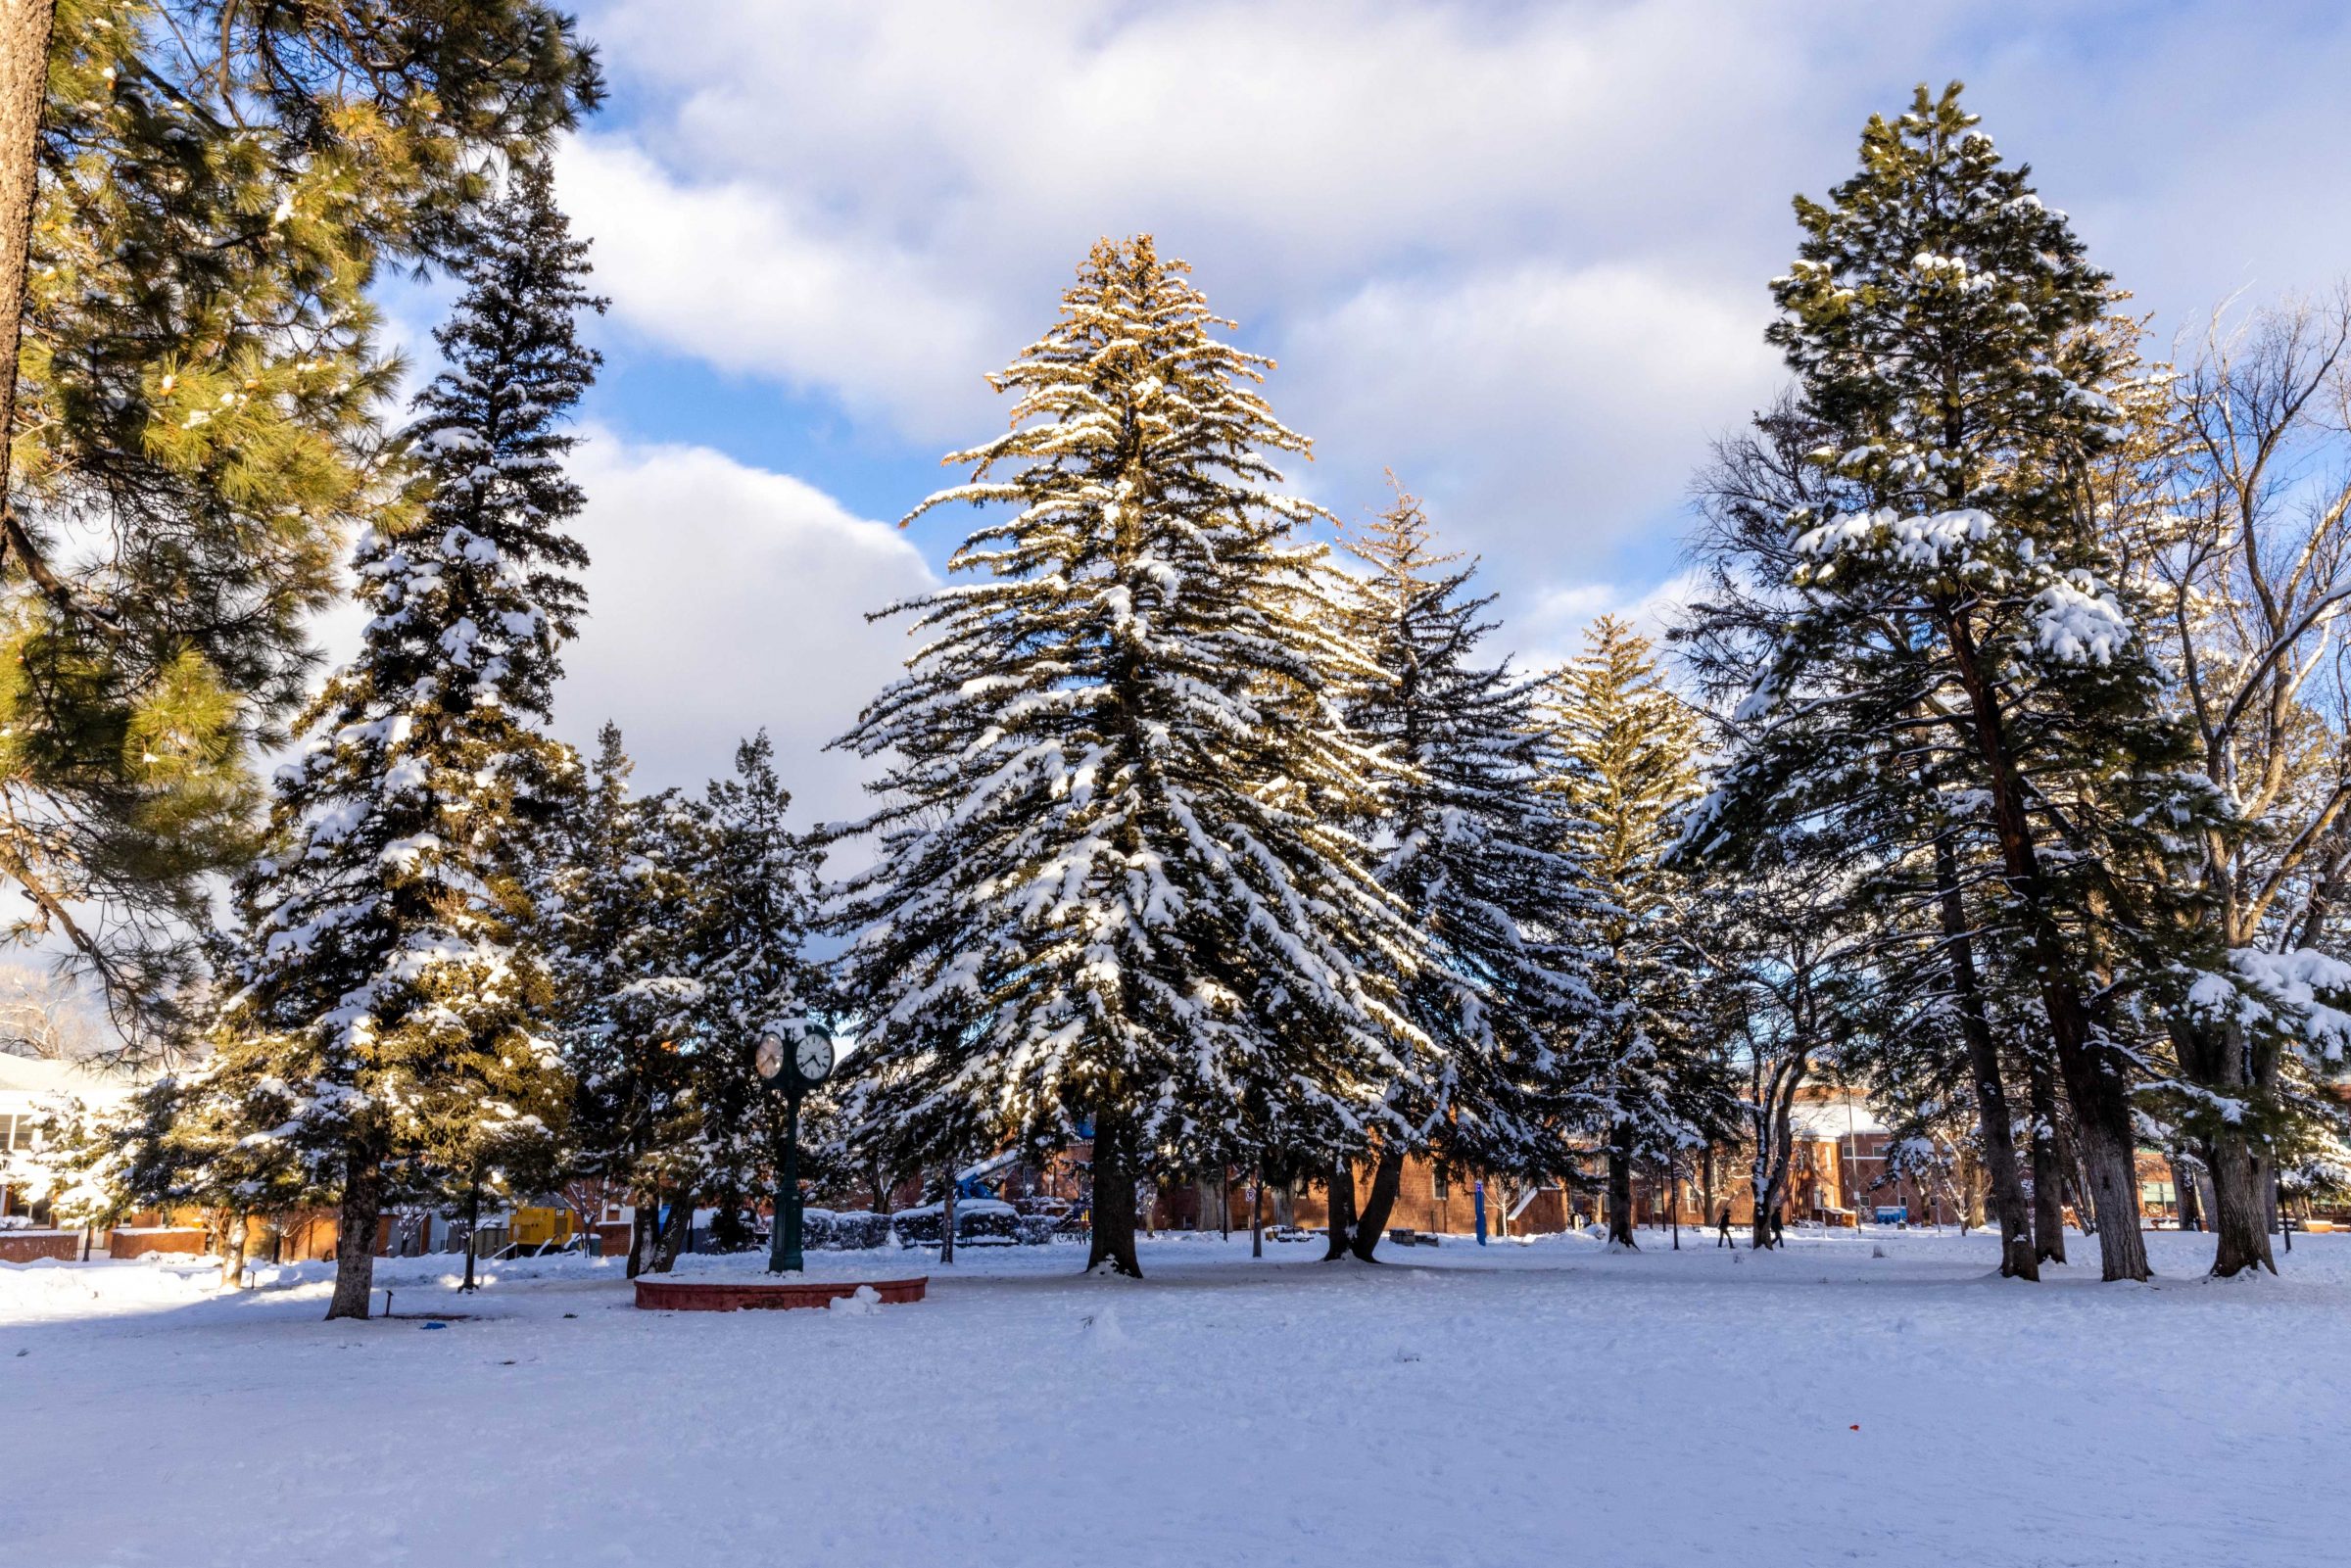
[756, 1022, 834, 1274]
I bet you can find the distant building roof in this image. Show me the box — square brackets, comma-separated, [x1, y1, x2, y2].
[0, 1052, 145, 1105]
[1788, 1091, 1888, 1140]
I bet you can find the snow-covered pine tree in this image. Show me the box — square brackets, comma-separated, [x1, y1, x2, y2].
[216, 158, 602, 1318]
[684, 732, 832, 1259]
[831, 235, 1413, 1278]
[1537, 615, 1727, 1249]
[1687, 402, 2049, 1276]
[540, 723, 704, 1277]
[1333, 483, 1597, 1259]
[2, 5, 598, 1041]
[1683, 83, 2227, 1282]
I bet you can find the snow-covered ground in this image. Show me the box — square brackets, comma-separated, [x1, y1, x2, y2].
[7, 1226, 2347, 1566]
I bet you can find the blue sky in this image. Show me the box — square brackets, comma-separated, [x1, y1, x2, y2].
[469, 0, 2351, 827]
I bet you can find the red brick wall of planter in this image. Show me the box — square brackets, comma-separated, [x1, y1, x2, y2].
[0, 1230, 80, 1262]
[633, 1276, 928, 1311]
[107, 1227, 207, 1259]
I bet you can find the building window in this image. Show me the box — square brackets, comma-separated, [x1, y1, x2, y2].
[1432, 1167, 1450, 1201]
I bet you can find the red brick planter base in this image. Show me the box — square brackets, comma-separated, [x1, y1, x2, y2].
[632, 1275, 928, 1311]
[0, 1231, 81, 1263]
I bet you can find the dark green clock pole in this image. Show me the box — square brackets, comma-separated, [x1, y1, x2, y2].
[776, 1079, 803, 1274]
[758, 1022, 832, 1275]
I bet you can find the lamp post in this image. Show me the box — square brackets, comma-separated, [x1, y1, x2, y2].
[755, 1021, 835, 1274]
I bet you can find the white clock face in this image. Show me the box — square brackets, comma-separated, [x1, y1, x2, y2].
[795, 1032, 833, 1084]
[754, 1034, 784, 1080]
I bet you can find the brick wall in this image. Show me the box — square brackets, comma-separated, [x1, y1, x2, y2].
[0, 1229, 80, 1262]
[107, 1226, 208, 1259]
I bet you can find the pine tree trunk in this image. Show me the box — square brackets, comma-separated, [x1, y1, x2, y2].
[1250, 1169, 1263, 1259]
[1934, 831, 2037, 1279]
[2170, 1154, 2203, 1231]
[1700, 1143, 1716, 1233]
[460, 1180, 481, 1292]
[1350, 1145, 1406, 1261]
[627, 1197, 654, 1279]
[2208, 1129, 2275, 1276]
[2060, 1115, 2096, 1235]
[1947, 616, 2148, 1281]
[1085, 1111, 1142, 1277]
[325, 1143, 385, 1321]
[2071, 1105, 2149, 1281]
[940, 1171, 957, 1266]
[1321, 1158, 1357, 1260]
[1193, 1175, 1218, 1233]
[0, 0, 55, 520]
[652, 1192, 692, 1272]
[1607, 1135, 1637, 1250]
[2027, 1054, 2069, 1263]
[218, 1212, 248, 1291]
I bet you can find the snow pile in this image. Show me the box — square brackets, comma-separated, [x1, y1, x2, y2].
[0, 1259, 223, 1318]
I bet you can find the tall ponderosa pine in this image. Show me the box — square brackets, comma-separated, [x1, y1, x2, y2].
[832, 235, 1413, 1278]
[1538, 615, 1722, 1248]
[218, 161, 601, 1318]
[1334, 486, 1595, 1259]
[1, 3, 598, 1037]
[1685, 83, 2224, 1282]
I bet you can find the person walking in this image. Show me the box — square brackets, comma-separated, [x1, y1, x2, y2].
[1769, 1210, 1786, 1249]
[1716, 1204, 1734, 1248]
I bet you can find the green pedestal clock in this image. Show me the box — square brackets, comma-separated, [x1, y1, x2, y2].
[755, 1019, 835, 1273]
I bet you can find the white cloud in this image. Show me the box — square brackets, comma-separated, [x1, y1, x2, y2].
[556, 136, 1006, 440]
[554, 0, 2351, 668]
[553, 432, 936, 828]
[1280, 261, 1781, 556]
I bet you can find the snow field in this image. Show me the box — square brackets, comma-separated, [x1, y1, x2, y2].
[6, 1227, 2348, 1566]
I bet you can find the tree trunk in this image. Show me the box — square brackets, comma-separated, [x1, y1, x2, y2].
[1607, 1134, 1637, 1250]
[325, 1143, 384, 1321]
[652, 1192, 693, 1272]
[2071, 1107, 2149, 1281]
[1193, 1175, 1219, 1233]
[2026, 1053, 2069, 1263]
[1250, 1168, 1263, 1259]
[1321, 1157, 1357, 1260]
[0, 0, 56, 519]
[1668, 1156, 1680, 1249]
[460, 1180, 481, 1293]
[1085, 1111, 1142, 1277]
[939, 1170, 957, 1266]
[218, 1212, 248, 1291]
[1272, 1178, 1294, 1229]
[1933, 831, 2038, 1278]
[2170, 1154, 2203, 1232]
[1946, 616, 2148, 1281]
[2208, 1129, 2274, 1276]
[1350, 1145, 1406, 1262]
[2060, 1115, 2096, 1235]
[627, 1196, 655, 1279]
